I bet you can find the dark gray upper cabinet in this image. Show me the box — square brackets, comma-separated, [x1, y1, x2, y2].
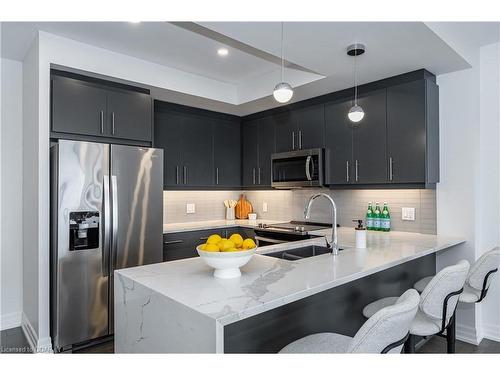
[241, 117, 276, 187]
[154, 111, 183, 188]
[274, 105, 325, 152]
[325, 99, 353, 185]
[52, 76, 107, 137]
[295, 105, 326, 150]
[179, 115, 214, 187]
[106, 89, 152, 142]
[51, 74, 152, 143]
[387, 80, 439, 185]
[274, 110, 296, 152]
[257, 116, 276, 187]
[154, 102, 240, 189]
[241, 120, 259, 187]
[213, 118, 241, 187]
[352, 90, 388, 184]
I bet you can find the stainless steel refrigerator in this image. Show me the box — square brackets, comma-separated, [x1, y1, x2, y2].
[50, 140, 163, 352]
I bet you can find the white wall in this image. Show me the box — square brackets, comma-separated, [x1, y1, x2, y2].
[0, 58, 24, 330]
[478, 42, 500, 342]
[21, 36, 44, 350]
[436, 58, 481, 343]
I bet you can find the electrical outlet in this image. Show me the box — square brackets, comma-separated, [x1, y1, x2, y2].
[186, 203, 196, 214]
[262, 202, 268, 213]
[402, 207, 415, 221]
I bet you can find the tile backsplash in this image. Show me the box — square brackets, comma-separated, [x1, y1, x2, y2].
[163, 188, 436, 234]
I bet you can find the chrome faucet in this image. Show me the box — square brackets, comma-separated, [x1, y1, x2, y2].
[304, 193, 339, 255]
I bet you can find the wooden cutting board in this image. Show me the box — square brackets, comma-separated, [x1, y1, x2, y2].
[235, 194, 253, 219]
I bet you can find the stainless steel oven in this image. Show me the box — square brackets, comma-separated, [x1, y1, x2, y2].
[271, 148, 324, 188]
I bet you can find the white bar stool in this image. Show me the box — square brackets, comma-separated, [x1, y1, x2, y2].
[279, 289, 420, 354]
[414, 248, 500, 303]
[362, 260, 470, 353]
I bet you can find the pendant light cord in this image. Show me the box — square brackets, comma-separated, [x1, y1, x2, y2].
[354, 46, 358, 106]
[281, 22, 284, 83]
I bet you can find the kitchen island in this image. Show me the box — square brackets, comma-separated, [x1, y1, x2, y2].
[114, 227, 464, 353]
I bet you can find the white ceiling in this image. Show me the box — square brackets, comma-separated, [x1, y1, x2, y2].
[1, 21, 494, 116]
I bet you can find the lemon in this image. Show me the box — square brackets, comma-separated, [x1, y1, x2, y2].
[225, 247, 239, 252]
[204, 243, 220, 252]
[229, 233, 244, 248]
[207, 234, 222, 244]
[199, 244, 207, 251]
[242, 238, 256, 250]
[219, 239, 236, 252]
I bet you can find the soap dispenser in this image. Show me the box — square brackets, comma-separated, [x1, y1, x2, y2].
[353, 219, 367, 249]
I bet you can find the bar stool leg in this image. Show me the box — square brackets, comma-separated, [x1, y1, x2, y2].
[404, 334, 416, 353]
[446, 314, 456, 353]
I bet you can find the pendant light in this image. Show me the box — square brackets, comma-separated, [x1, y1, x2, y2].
[273, 22, 294, 103]
[347, 43, 366, 123]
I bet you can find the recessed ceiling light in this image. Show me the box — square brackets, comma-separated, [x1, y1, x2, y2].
[130, 21, 141, 24]
[217, 48, 229, 57]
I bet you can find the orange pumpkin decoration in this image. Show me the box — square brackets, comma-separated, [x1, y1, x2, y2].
[235, 194, 253, 219]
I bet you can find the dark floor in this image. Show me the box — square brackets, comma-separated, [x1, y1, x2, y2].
[2, 326, 500, 354]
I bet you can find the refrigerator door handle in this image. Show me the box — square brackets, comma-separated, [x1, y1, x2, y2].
[102, 175, 111, 277]
[111, 175, 118, 269]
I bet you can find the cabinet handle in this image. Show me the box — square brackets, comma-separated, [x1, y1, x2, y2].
[298, 130, 302, 150]
[389, 157, 394, 181]
[216, 167, 219, 185]
[175, 166, 179, 185]
[355, 160, 359, 182]
[164, 240, 184, 245]
[111, 112, 115, 135]
[99, 110, 104, 134]
[292, 131, 295, 150]
[258, 167, 261, 184]
[199, 237, 209, 241]
[253, 168, 256, 185]
[346, 161, 350, 182]
[183, 166, 187, 185]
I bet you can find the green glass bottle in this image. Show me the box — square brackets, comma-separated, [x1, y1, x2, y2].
[366, 202, 374, 231]
[381, 202, 391, 232]
[374, 202, 382, 231]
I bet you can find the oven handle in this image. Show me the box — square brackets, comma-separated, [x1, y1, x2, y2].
[305, 156, 312, 181]
[255, 235, 289, 245]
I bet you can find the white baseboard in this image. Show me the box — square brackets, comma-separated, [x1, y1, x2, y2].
[21, 312, 53, 353]
[456, 323, 481, 345]
[482, 323, 500, 342]
[0, 311, 22, 330]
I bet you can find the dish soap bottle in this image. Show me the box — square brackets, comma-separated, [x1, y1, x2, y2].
[353, 219, 367, 248]
[366, 202, 374, 231]
[381, 202, 391, 232]
[374, 202, 382, 231]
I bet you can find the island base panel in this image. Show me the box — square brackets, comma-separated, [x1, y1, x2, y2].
[223, 253, 435, 353]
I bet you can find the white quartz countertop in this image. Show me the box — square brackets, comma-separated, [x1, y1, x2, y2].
[163, 219, 285, 234]
[116, 228, 465, 326]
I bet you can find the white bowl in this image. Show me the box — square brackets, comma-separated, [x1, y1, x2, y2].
[196, 245, 257, 279]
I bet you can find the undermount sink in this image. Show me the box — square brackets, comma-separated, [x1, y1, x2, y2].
[262, 245, 343, 261]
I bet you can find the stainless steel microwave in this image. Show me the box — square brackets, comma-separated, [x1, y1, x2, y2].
[271, 148, 325, 188]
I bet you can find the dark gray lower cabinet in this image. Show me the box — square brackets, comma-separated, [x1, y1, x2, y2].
[163, 227, 256, 261]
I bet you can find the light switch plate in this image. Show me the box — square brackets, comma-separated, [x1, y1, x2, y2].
[262, 202, 268, 213]
[402, 207, 415, 221]
[186, 203, 196, 214]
